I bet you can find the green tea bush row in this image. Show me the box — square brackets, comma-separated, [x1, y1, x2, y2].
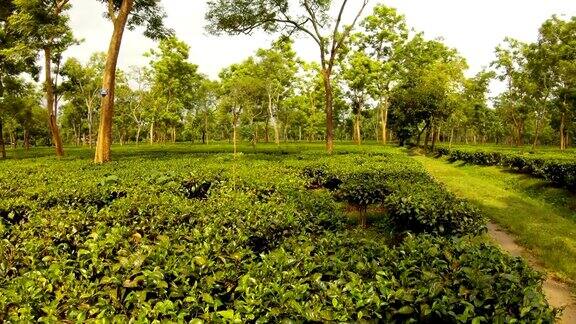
[300, 154, 486, 236]
[0, 146, 555, 322]
[435, 147, 576, 189]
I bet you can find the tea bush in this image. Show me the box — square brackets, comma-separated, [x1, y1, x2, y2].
[435, 146, 576, 189]
[0, 145, 556, 322]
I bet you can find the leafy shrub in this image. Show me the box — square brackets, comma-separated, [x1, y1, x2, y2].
[436, 146, 576, 189]
[0, 145, 554, 322]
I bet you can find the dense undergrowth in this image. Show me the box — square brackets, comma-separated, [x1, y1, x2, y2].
[435, 146, 576, 190]
[0, 144, 557, 322]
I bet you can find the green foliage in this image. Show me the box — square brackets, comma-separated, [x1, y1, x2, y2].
[436, 146, 576, 189]
[0, 145, 555, 322]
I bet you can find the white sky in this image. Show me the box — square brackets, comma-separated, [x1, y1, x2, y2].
[65, 0, 576, 93]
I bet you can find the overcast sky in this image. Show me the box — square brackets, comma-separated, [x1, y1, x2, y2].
[66, 0, 576, 90]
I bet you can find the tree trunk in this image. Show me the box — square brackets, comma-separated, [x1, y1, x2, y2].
[353, 108, 361, 145]
[24, 128, 30, 150]
[88, 105, 93, 148]
[424, 126, 431, 150]
[10, 132, 16, 149]
[449, 128, 454, 149]
[321, 69, 334, 154]
[431, 125, 438, 151]
[136, 124, 141, 145]
[44, 47, 64, 157]
[204, 111, 209, 144]
[149, 121, 154, 144]
[94, 0, 134, 163]
[532, 119, 541, 151]
[0, 119, 5, 159]
[233, 114, 238, 155]
[380, 99, 388, 145]
[560, 113, 566, 151]
[172, 127, 176, 143]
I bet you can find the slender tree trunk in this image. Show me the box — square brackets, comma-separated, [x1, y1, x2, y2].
[24, 129, 30, 150]
[266, 92, 281, 145]
[449, 128, 454, 149]
[94, 0, 134, 163]
[560, 113, 566, 151]
[204, 111, 209, 144]
[381, 99, 388, 145]
[44, 47, 64, 157]
[532, 119, 541, 151]
[233, 114, 238, 155]
[88, 105, 93, 148]
[353, 107, 361, 145]
[136, 124, 141, 145]
[424, 126, 431, 150]
[10, 132, 16, 149]
[321, 69, 334, 154]
[431, 125, 438, 151]
[0, 119, 5, 159]
[149, 121, 154, 144]
[172, 127, 176, 143]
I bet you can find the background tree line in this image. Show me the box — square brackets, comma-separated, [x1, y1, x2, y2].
[1, 0, 575, 162]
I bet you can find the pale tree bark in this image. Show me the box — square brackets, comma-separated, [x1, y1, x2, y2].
[94, 0, 134, 163]
[353, 101, 362, 145]
[149, 121, 154, 144]
[322, 70, 335, 152]
[380, 99, 389, 145]
[44, 47, 65, 157]
[233, 110, 239, 155]
[135, 124, 141, 145]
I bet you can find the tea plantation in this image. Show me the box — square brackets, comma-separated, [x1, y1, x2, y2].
[0, 145, 558, 322]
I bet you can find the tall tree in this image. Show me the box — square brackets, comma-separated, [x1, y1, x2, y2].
[390, 35, 467, 148]
[0, 1, 39, 158]
[93, 0, 171, 163]
[9, 0, 75, 157]
[219, 59, 264, 154]
[146, 36, 202, 143]
[255, 37, 298, 145]
[492, 38, 531, 146]
[341, 50, 378, 145]
[206, 0, 370, 153]
[537, 16, 576, 150]
[60, 53, 106, 147]
[358, 5, 408, 144]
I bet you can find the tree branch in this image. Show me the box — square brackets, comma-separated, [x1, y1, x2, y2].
[55, 0, 69, 15]
[302, 0, 327, 66]
[330, 0, 369, 66]
[107, 0, 117, 23]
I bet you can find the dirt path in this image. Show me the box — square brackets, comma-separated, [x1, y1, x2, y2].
[488, 223, 576, 323]
[413, 155, 576, 323]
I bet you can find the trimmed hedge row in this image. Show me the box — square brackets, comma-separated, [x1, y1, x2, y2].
[300, 155, 486, 236]
[0, 147, 556, 322]
[436, 147, 576, 189]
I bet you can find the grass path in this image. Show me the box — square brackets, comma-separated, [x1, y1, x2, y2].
[413, 155, 576, 321]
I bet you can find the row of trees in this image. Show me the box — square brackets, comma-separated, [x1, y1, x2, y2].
[1, 1, 575, 163]
[1, 0, 170, 162]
